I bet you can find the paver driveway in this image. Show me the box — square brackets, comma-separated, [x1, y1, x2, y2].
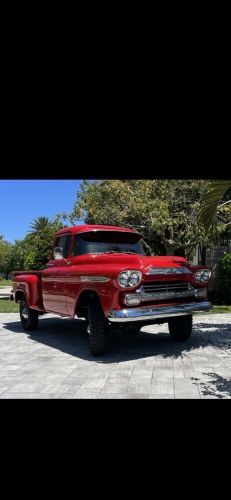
[0, 313, 230, 399]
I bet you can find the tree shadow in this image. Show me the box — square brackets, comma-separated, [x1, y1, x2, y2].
[192, 321, 231, 351]
[3, 316, 231, 364]
[191, 373, 231, 399]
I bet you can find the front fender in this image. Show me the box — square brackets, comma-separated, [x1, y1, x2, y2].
[71, 284, 116, 318]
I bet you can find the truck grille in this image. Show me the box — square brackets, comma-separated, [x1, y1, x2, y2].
[142, 281, 190, 293]
[140, 281, 194, 302]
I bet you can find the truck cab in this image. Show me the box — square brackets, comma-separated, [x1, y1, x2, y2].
[12, 224, 212, 355]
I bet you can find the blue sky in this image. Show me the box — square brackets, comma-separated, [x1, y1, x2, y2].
[0, 180, 83, 242]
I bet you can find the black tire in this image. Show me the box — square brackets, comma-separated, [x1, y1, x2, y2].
[87, 297, 107, 356]
[168, 315, 192, 341]
[20, 296, 39, 331]
[122, 324, 141, 335]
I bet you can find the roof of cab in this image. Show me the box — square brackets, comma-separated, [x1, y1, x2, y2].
[55, 224, 143, 237]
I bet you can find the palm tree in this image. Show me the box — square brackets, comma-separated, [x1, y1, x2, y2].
[199, 180, 231, 230]
[28, 216, 52, 234]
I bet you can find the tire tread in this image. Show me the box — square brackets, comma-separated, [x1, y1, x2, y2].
[168, 315, 192, 341]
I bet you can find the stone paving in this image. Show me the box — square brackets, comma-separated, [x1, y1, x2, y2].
[0, 312, 230, 399]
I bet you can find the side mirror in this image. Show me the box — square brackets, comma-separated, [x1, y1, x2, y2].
[54, 247, 64, 260]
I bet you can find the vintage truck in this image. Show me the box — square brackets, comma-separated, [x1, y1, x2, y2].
[12, 224, 212, 355]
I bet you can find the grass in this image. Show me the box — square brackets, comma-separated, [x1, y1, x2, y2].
[0, 299, 19, 312]
[207, 305, 231, 314]
[0, 280, 12, 287]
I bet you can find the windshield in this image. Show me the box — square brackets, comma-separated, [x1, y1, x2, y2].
[73, 231, 145, 256]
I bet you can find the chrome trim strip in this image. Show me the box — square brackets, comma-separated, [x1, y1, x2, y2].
[108, 301, 212, 322]
[146, 267, 192, 275]
[42, 277, 66, 283]
[80, 276, 110, 282]
[42, 276, 110, 283]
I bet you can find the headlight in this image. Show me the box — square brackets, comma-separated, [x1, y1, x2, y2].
[118, 270, 142, 288]
[195, 269, 211, 282]
[202, 270, 211, 281]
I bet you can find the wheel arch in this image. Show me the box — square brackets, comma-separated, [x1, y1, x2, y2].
[15, 289, 28, 304]
[75, 289, 104, 318]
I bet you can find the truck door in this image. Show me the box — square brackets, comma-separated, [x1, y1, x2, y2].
[42, 234, 72, 315]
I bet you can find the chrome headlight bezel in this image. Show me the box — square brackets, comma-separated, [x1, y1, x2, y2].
[118, 270, 142, 288]
[195, 269, 211, 282]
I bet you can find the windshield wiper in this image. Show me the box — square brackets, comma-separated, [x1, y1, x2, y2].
[104, 251, 120, 254]
[94, 251, 120, 254]
[94, 250, 137, 255]
[105, 250, 137, 255]
[122, 251, 137, 254]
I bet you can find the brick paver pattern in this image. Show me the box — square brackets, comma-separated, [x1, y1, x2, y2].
[0, 313, 230, 399]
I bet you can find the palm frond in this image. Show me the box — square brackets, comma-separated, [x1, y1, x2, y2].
[28, 216, 51, 234]
[199, 180, 231, 229]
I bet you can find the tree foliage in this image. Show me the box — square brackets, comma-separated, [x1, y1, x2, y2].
[28, 216, 52, 234]
[0, 238, 12, 278]
[23, 218, 65, 269]
[0, 217, 65, 274]
[199, 180, 231, 230]
[70, 179, 216, 256]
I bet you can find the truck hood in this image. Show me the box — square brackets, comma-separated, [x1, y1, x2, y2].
[75, 253, 192, 274]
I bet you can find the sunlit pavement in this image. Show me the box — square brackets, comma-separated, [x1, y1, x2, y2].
[0, 313, 230, 399]
[0, 287, 12, 299]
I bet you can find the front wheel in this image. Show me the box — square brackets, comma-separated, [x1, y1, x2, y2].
[122, 324, 141, 335]
[87, 298, 107, 356]
[20, 296, 39, 331]
[168, 315, 192, 341]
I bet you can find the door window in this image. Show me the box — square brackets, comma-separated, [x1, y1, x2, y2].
[55, 235, 72, 258]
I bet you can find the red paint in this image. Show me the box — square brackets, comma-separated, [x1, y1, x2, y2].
[12, 225, 211, 318]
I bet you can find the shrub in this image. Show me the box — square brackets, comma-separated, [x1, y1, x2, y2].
[218, 252, 231, 304]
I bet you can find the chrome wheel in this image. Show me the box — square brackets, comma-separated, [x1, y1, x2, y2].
[20, 297, 39, 331]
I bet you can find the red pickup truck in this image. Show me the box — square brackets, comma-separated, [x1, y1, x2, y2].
[12, 224, 212, 355]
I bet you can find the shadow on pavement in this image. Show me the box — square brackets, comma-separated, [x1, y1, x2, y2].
[191, 373, 231, 399]
[3, 316, 231, 364]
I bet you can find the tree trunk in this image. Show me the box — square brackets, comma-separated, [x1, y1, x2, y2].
[143, 240, 153, 255]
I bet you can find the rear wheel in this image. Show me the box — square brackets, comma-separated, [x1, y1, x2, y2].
[87, 297, 107, 356]
[168, 315, 192, 341]
[20, 296, 39, 331]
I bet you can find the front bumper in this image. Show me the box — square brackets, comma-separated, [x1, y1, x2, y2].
[108, 301, 212, 322]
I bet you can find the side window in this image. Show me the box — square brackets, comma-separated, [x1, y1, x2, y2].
[55, 235, 72, 258]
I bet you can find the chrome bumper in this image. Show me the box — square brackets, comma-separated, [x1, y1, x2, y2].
[108, 301, 212, 322]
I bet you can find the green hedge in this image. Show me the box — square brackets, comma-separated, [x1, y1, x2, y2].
[209, 252, 231, 305]
[219, 252, 231, 304]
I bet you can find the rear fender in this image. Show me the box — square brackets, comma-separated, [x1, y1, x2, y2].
[13, 274, 44, 310]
